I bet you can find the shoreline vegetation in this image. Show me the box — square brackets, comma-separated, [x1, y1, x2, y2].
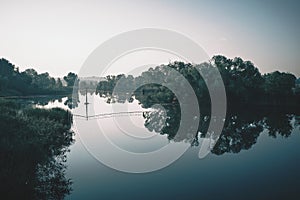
[1, 55, 299, 110]
[94, 55, 300, 110]
[0, 55, 299, 199]
[0, 99, 74, 199]
[0, 58, 76, 199]
[0, 58, 77, 96]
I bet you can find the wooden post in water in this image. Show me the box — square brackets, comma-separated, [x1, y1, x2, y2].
[84, 88, 89, 120]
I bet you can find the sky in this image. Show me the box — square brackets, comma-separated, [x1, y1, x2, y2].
[0, 0, 299, 77]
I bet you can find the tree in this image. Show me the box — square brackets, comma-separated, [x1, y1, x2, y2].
[0, 58, 15, 77]
[264, 71, 296, 96]
[212, 55, 264, 103]
[0, 58, 72, 95]
[63, 72, 78, 87]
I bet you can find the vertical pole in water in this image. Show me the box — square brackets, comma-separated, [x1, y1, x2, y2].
[84, 88, 89, 120]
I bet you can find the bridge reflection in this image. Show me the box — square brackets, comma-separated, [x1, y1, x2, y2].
[73, 90, 149, 120]
[73, 110, 148, 120]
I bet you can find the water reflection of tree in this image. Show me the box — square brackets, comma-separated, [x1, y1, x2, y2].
[8, 95, 66, 107]
[295, 116, 300, 131]
[211, 113, 264, 155]
[64, 91, 80, 109]
[144, 105, 181, 141]
[264, 114, 293, 138]
[142, 105, 299, 155]
[92, 58, 300, 155]
[35, 155, 72, 200]
[103, 86, 299, 155]
[0, 100, 74, 199]
[93, 83, 299, 155]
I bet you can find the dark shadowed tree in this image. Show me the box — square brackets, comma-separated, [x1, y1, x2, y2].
[64, 72, 78, 87]
[263, 71, 296, 96]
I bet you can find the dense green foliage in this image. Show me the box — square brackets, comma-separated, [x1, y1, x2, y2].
[0, 58, 75, 96]
[96, 55, 299, 108]
[0, 99, 73, 199]
[213, 55, 298, 105]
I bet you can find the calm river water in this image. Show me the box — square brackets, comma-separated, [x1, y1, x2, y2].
[37, 93, 300, 200]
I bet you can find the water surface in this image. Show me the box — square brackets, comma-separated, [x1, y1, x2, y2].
[58, 94, 300, 200]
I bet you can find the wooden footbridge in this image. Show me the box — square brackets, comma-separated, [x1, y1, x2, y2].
[73, 90, 148, 120]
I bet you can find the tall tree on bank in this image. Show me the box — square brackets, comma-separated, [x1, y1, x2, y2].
[63, 72, 78, 87]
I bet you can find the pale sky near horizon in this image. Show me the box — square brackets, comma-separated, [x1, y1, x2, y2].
[0, 0, 299, 77]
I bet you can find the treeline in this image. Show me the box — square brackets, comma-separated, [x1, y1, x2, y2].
[0, 58, 78, 96]
[213, 55, 299, 107]
[0, 99, 73, 199]
[96, 55, 300, 109]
